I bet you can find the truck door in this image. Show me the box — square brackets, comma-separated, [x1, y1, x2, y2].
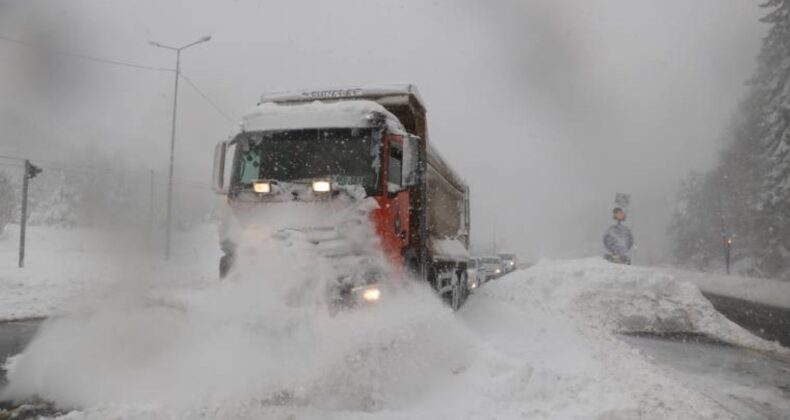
[386, 136, 410, 249]
[371, 135, 410, 269]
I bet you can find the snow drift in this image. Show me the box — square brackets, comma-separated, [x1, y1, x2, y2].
[486, 258, 788, 355]
[1, 201, 477, 416]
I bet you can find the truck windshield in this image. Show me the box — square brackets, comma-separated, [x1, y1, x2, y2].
[233, 128, 379, 192]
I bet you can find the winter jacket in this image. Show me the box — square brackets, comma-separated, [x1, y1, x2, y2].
[603, 223, 634, 255]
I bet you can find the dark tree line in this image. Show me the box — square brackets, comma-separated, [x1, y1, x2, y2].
[670, 0, 790, 280]
[0, 162, 214, 233]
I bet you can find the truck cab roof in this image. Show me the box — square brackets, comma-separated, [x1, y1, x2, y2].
[259, 84, 427, 140]
[260, 84, 425, 112]
[238, 99, 406, 135]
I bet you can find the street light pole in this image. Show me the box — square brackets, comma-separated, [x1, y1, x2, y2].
[150, 35, 211, 260]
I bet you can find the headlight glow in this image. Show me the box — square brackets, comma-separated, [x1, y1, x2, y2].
[253, 181, 271, 194]
[312, 180, 332, 193]
[362, 287, 381, 302]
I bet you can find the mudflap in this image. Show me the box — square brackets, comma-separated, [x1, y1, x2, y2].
[604, 254, 631, 265]
[431, 262, 468, 311]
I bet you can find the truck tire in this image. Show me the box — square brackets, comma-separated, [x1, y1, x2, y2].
[219, 253, 233, 279]
[458, 271, 469, 306]
[403, 249, 420, 281]
[450, 271, 463, 311]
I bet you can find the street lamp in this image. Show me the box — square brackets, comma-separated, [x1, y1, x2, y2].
[149, 35, 211, 260]
[724, 235, 733, 275]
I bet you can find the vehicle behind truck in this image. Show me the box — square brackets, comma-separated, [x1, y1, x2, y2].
[212, 85, 472, 310]
[479, 256, 503, 281]
[498, 253, 518, 273]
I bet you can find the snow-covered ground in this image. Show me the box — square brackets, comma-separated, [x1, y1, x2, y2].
[0, 224, 788, 419]
[0, 224, 220, 321]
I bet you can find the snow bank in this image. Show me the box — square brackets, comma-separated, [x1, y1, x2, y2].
[450, 259, 789, 419]
[0, 224, 219, 321]
[485, 259, 789, 355]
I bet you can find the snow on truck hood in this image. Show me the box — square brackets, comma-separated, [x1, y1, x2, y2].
[233, 100, 406, 136]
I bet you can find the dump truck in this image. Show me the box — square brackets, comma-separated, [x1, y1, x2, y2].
[212, 85, 471, 309]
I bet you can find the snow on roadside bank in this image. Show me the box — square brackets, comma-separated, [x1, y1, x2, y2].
[0, 224, 220, 321]
[488, 259, 788, 356]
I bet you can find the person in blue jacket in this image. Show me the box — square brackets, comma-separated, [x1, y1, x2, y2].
[604, 207, 633, 264]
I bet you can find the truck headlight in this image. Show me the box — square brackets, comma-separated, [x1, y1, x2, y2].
[312, 180, 332, 193]
[352, 285, 381, 302]
[253, 181, 271, 194]
[362, 287, 381, 302]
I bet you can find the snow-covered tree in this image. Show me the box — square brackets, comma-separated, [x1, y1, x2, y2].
[753, 0, 790, 278]
[35, 183, 79, 227]
[670, 0, 790, 279]
[0, 170, 16, 234]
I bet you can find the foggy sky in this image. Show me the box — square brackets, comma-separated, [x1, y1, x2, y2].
[0, 0, 767, 263]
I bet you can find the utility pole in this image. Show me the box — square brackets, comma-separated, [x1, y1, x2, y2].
[492, 221, 497, 254]
[148, 169, 155, 231]
[18, 160, 42, 268]
[719, 174, 731, 275]
[149, 35, 211, 260]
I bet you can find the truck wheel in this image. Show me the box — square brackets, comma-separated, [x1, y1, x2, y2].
[458, 271, 469, 305]
[450, 272, 463, 311]
[403, 249, 420, 281]
[219, 253, 234, 279]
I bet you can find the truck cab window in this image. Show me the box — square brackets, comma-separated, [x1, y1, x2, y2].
[388, 143, 403, 189]
[239, 149, 261, 185]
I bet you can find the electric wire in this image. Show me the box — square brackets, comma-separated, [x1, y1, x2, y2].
[179, 73, 237, 125]
[0, 34, 174, 73]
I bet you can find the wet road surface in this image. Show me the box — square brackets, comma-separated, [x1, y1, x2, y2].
[622, 333, 790, 420]
[703, 292, 790, 348]
[0, 320, 40, 387]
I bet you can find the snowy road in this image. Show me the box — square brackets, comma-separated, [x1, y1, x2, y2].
[622, 334, 790, 420]
[0, 321, 38, 387]
[2, 284, 790, 419]
[702, 292, 790, 348]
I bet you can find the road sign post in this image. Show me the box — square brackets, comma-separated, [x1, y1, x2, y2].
[18, 160, 42, 268]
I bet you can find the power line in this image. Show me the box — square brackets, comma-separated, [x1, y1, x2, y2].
[0, 34, 174, 73]
[179, 73, 237, 124]
[0, 162, 22, 169]
[0, 154, 149, 175]
[0, 154, 213, 190]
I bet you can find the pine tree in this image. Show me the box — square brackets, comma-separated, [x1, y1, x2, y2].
[37, 183, 79, 228]
[669, 0, 790, 279]
[0, 170, 15, 234]
[753, 0, 790, 278]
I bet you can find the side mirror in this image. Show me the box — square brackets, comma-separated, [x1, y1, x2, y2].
[402, 135, 421, 187]
[212, 141, 227, 194]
